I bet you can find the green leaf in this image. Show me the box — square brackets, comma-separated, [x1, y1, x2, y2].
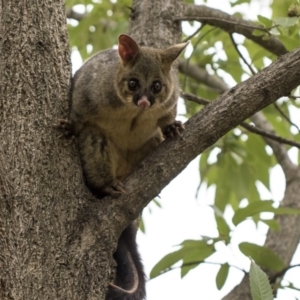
[249, 260, 274, 300]
[232, 200, 275, 226]
[257, 15, 273, 28]
[150, 250, 184, 279]
[263, 103, 293, 138]
[180, 240, 215, 277]
[231, 0, 250, 7]
[213, 208, 231, 243]
[260, 219, 280, 232]
[270, 27, 280, 35]
[216, 215, 231, 243]
[233, 198, 300, 226]
[239, 242, 285, 272]
[245, 134, 271, 190]
[275, 207, 300, 215]
[139, 217, 145, 234]
[150, 240, 215, 279]
[279, 34, 300, 51]
[274, 17, 298, 28]
[216, 263, 229, 290]
[199, 150, 212, 182]
[252, 29, 265, 37]
[180, 239, 215, 257]
[271, 1, 293, 19]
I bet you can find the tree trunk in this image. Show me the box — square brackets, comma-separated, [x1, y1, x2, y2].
[0, 0, 94, 298]
[0, 0, 184, 299]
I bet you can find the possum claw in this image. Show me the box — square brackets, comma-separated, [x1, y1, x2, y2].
[53, 119, 75, 140]
[164, 120, 185, 138]
[103, 180, 126, 197]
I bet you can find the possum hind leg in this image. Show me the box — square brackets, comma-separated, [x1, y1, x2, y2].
[77, 124, 125, 198]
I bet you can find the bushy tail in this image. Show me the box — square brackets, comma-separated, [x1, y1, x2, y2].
[106, 222, 146, 300]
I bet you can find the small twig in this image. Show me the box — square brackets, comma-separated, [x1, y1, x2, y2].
[182, 26, 218, 91]
[175, 17, 277, 33]
[273, 102, 300, 133]
[151, 260, 246, 279]
[125, 6, 134, 12]
[230, 33, 300, 135]
[180, 91, 300, 149]
[183, 25, 204, 42]
[270, 264, 300, 283]
[66, 9, 87, 21]
[180, 91, 210, 105]
[289, 95, 300, 99]
[241, 123, 300, 149]
[229, 34, 256, 75]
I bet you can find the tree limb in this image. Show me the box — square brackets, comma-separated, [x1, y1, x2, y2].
[251, 113, 297, 177]
[230, 33, 256, 75]
[179, 59, 228, 92]
[66, 8, 86, 21]
[241, 121, 300, 149]
[273, 102, 300, 133]
[179, 4, 288, 56]
[180, 92, 300, 149]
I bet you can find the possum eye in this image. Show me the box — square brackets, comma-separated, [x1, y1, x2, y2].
[128, 79, 139, 91]
[151, 80, 162, 93]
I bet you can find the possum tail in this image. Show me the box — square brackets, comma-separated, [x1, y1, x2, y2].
[106, 222, 146, 300]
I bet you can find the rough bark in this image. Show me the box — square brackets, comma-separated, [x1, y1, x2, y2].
[0, 0, 73, 298]
[0, 0, 112, 299]
[128, 0, 182, 47]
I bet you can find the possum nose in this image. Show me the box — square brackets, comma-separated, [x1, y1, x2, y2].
[137, 96, 151, 109]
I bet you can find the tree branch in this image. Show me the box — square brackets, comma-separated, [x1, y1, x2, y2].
[241, 121, 300, 150]
[251, 113, 297, 177]
[273, 102, 300, 133]
[103, 47, 300, 232]
[230, 33, 256, 75]
[270, 264, 300, 284]
[179, 59, 228, 92]
[180, 92, 300, 150]
[179, 4, 288, 57]
[66, 8, 87, 21]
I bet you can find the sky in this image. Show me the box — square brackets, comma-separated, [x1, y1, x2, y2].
[71, 0, 300, 299]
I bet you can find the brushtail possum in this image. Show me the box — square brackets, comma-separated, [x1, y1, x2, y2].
[69, 34, 187, 300]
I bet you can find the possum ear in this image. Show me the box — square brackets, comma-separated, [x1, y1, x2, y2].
[118, 34, 140, 64]
[160, 42, 188, 70]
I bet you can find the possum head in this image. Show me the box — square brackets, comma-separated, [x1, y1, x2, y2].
[116, 34, 188, 109]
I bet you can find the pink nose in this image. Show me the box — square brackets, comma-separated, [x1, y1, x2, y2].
[137, 96, 151, 109]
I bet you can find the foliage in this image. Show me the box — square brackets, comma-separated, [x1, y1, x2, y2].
[66, 0, 300, 298]
[66, 0, 131, 59]
[249, 260, 274, 300]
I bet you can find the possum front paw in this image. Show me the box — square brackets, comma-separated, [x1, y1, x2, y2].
[53, 119, 75, 141]
[102, 180, 126, 197]
[164, 120, 185, 138]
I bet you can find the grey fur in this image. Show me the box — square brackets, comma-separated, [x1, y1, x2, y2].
[70, 34, 187, 300]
